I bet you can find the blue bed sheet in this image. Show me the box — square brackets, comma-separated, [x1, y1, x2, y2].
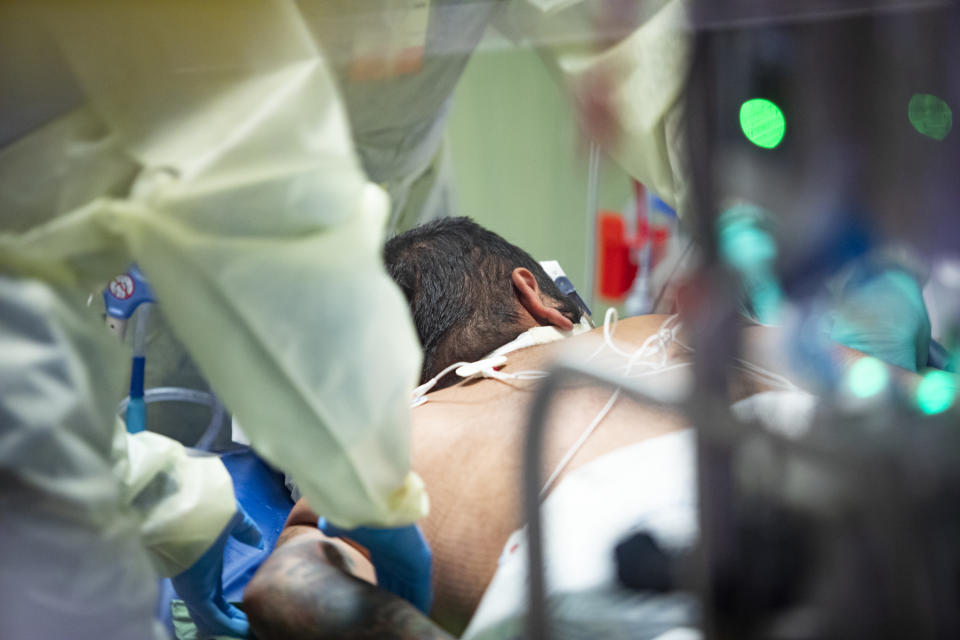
[157, 447, 294, 632]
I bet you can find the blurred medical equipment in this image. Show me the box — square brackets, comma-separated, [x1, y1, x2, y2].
[924, 258, 960, 372]
[624, 184, 679, 316]
[679, 3, 960, 637]
[596, 180, 681, 315]
[518, 1, 960, 639]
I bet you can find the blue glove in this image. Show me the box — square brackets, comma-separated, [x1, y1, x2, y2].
[318, 518, 433, 613]
[172, 505, 263, 638]
[829, 268, 931, 372]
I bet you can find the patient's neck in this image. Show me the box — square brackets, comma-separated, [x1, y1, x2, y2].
[428, 330, 525, 390]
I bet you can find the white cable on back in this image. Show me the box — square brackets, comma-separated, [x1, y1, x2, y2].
[601, 308, 635, 358]
[538, 358, 693, 497]
[412, 356, 551, 407]
[539, 312, 684, 497]
[734, 359, 798, 391]
[511, 370, 550, 380]
[411, 360, 476, 405]
[481, 368, 550, 383]
[539, 388, 620, 498]
[663, 317, 793, 389]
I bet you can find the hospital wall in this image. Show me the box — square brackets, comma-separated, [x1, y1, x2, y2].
[448, 42, 631, 313]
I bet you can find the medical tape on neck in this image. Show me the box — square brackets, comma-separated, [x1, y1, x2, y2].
[411, 322, 592, 407]
[410, 355, 548, 408]
[486, 319, 592, 360]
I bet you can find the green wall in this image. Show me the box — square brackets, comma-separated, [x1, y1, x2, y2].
[448, 44, 630, 311]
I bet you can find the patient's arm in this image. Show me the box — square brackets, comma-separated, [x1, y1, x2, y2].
[740, 323, 921, 392]
[244, 500, 453, 640]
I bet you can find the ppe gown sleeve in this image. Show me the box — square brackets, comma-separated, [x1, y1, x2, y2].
[38, 0, 428, 528]
[496, 0, 693, 213]
[112, 428, 237, 576]
[0, 275, 234, 602]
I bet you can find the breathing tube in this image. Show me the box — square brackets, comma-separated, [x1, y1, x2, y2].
[104, 265, 227, 449]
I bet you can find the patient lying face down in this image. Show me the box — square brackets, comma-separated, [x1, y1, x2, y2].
[244, 218, 858, 638]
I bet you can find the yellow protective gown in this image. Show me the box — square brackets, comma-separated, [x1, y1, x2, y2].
[55, 0, 693, 455]
[0, 276, 233, 639]
[0, 2, 427, 629]
[154, 0, 694, 454]
[499, 0, 692, 213]
[294, 0, 692, 225]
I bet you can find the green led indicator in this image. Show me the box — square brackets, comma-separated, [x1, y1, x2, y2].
[908, 93, 953, 141]
[846, 357, 890, 399]
[740, 99, 786, 149]
[916, 369, 957, 415]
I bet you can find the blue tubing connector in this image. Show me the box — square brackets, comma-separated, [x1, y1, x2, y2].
[104, 265, 156, 432]
[103, 264, 155, 320]
[125, 397, 147, 433]
[126, 355, 147, 433]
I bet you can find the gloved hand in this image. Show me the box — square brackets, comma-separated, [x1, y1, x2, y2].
[318, 517, 433, 613]
[172, 505, 263, 638]
[829, 268, 931, 372]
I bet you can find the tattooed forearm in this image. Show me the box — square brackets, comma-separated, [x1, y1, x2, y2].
[362, 597, 457, 640]
[244, 534, 454, 640]
[276, 523, 324, 549]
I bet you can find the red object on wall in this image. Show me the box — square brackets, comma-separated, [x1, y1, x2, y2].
[597, 211, 638, 299]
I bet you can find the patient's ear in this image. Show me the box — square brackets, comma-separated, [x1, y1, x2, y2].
[512, 268, 575, 331]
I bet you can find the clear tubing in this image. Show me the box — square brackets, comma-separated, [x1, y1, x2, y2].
[131, 302, 151, 358]
[116, 387, 226, 450]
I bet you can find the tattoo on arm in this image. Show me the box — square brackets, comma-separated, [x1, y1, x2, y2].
[244, 536, 453, 640]
[276, 524, 322, 549]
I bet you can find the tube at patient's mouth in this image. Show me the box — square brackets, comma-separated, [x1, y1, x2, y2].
[539, 260, 594, 325]
[557, 275, 594, 321]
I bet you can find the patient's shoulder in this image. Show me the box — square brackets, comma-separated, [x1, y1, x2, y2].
[575, 314, 676, 346]
[415, 314, 679, 408]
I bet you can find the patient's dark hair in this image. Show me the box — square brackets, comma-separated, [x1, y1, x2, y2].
[384, 217, 582, 385]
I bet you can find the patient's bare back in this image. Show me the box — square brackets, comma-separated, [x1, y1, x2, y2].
[412, 315, 692, 632]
